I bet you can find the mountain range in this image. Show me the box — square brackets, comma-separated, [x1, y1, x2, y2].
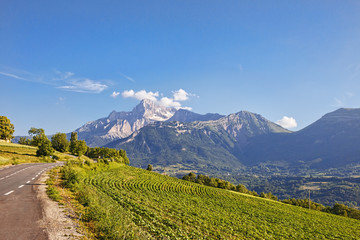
[72, 99, 360, 175]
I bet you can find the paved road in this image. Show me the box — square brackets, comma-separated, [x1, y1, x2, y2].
[0, 162, 63, 240]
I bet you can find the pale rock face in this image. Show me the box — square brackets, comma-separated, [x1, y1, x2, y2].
[75, 99, 176, 147]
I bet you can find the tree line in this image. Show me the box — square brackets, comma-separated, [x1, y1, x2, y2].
[182, 172, 259, 197]
[282, 198, 360, 219]
[182, 172, 360, 221]
[18, 128, 129, 164]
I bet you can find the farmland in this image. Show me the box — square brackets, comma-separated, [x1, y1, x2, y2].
[63, 162, 360, 239]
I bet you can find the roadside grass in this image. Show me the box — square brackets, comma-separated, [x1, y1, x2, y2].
[46, 167, 93, 239]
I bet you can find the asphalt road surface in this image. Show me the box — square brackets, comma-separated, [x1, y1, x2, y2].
[0, 162, 63, 240]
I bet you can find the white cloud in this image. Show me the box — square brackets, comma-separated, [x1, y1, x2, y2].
[53, 70, 74, 81]
[276, 116, 298, 129]
[58, 79, 108, 93]
[121, 89, 159, 101]
[122, 89, 135, 98]
[173, 89, 189, 101]
[119, 72, 135, 82]
[180, 106, 192, 111]
[110, 91, 120, 98]
[122, 89, 195, 110]
[159, 97, 182, 108]
[0, 71, 28, 80]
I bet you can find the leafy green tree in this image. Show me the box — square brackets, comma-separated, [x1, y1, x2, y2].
[18, 137, 31, 145]
[36, 139, 54, 156]
[236, 184, 248, 193]
[28, 127, 46, 146]
[86, 147, 130, 164]
[120, 149, 130, 165]
[0, 116, 15, 141]
[183, 172, 197, 182]
[51, 133, 69, 152]
[146, 164, 153, 171]
[70, 131, 78, 142]
[69, 132, 78, 153]
[71, 140, 87, 156]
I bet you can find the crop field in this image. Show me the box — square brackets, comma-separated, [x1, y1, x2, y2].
[69, 163, 360, 239]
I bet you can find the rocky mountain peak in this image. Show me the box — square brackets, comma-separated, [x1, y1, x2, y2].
[208, 110, 290, 143]
[132, 99, 176, 121]
[168, 109, 224, 122]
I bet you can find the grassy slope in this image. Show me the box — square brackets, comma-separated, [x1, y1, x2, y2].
[0, 142, 79, 166]
[72, 163, 360, 239]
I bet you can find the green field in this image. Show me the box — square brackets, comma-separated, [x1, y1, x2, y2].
[0, 142, 80, 166]
[0, 142, 45, 166]
[65, 163, 360, 239]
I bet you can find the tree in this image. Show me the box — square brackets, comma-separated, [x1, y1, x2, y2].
[36, 139, 54, 157]
[0, 116, 15, 141]
[236, 184, 248, 193]
[69, 132, 78, 153]
[183, 172, 196, 182]
[28, 127, 46, 146]
[18, 137, 31, 145]
[146, 164, 153, 171]
[120, 149, 130, 165]
[51, 133, 69, 152]
[71, 140, 87, 156]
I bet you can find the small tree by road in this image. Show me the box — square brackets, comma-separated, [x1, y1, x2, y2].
[51, 132, 69, 152]
[71, 140, 87, 156]
[0, 116, 15, 142]
[36, 139, 54, 157]
[69, 132, 87, 156]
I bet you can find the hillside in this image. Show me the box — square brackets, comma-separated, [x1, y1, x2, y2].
[104, 107, 360, 174]
[0, 142, 84, 167]
[62, 162, 360, 239]
[105, 111, 289, 174]
[105, 121, 242, 173]
[243, 108, 360, 169]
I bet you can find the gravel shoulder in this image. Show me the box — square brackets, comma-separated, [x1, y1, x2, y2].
[36, 173, 84, 240]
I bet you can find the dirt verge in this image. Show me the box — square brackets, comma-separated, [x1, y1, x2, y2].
[36, 173, 84, 240]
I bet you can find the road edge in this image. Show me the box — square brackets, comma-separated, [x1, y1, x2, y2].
[36, 171, 83, 240]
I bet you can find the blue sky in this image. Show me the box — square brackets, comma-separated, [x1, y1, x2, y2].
[1, 1, 360, 135]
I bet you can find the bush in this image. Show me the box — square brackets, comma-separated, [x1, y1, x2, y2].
[47, 185, 62, 201]
[61, 166, 79, 188]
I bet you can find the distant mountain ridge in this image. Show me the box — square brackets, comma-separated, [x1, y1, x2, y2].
[167, 109, 224, 122]
[242, 108, 360, 169]
[70, 100, 360, 175]
[74, 99, 227, 147]
[105, 109, 290, 173]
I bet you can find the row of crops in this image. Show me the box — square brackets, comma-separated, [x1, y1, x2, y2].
[64, 162, 360, 239]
